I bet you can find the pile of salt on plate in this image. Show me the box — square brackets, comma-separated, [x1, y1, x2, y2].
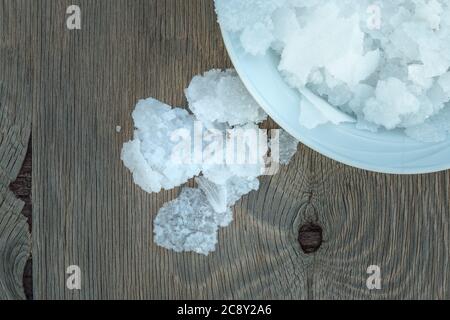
[122, 69, 299, 255]
[215, 0, 450, 142]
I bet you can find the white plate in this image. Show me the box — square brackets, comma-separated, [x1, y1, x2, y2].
[220, 28, 450, 174]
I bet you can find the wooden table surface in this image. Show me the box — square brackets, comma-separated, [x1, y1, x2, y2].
[1, 0, 450, 300]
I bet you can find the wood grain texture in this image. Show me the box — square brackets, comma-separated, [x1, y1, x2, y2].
[0, 0, 33, 300]
[9, 141, 32, 300]
[32, 0, 450, 300]
[0, 187, 30, 299]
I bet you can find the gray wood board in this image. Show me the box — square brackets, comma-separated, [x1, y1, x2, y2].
[33, 0, 450, 299]
[0, 0, 33, 300]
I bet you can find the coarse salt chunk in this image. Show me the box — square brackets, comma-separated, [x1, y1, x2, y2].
[279, 3, 379, 88]
[121, 98, 201, 193]
[405, 106, 450, 142]
[123, 68, 300, 255]
[200, 123, 268, 185]
[270, 129, 299, 165]
[215, 0, 286, 55]
[224, 175, 260, 207]
[196, 175, 260, 214]
[154, 188, 233, 255]
[185, 69, 268, 129]
[363, 78, 420, 129]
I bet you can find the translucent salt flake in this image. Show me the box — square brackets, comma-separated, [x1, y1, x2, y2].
[121, 98, 201, 193]
[154, 188, 233, 255]
[271, 6, 301, 52]
[405, 106, 450, 143]
[279, 3, 377, 88]
[214, 0, 284, 33]
[408, 64, 433, 89]
[215, 0, 286, 55]
[363, 78, 420, 130]
[200, 123, 268, 185]
[121, 139, 165, 193]
[241, 22, 275, 56]
[196, 175, 259, 213]
[195, 176, 228, 214]
[415, 0, 443, 30]
[225, 176, 260, 207]
[185, 69, 267, 129]
[438, 72, 450, 98]
[270, 129, 299, 165]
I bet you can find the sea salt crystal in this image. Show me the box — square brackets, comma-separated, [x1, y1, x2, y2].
[415, 0, 443, 30]
[185, 69, 268, 128]
[123, 68, 301, 255]
[196, 175, 260, 213]
[200, 123, 268, 185]
[224, 175, 260, 207]
[216, 0, 450, 142]
[121, 98, 201, 193]
[270, 129, 299, 165]
[241, 23, 275, 56]
[154, 188, 233, 255]
[195, 176, 228, 214]
[363, 78, 421, 130]
[438, 72, 450, 98]
[271, 6, 301, 53]
[215, 0, 286, 55]
[279, 3, 380, 89]
[405, 106, 450, 142]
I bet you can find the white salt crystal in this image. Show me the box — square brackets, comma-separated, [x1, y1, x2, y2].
[121, 138, 164, 193]
[271, 6, 301, 53]
[270, 129, 299, 165]
[214, 0, 286, 55]
[185, 69, 268, 129]
[121, 59, 304, 256]
[154, 188, 233, 255]
[123, 68, 273, 255]
[278, 3, 379, 88]
[364, 78, 420, 130]
[214, 0, 283, 33]
[415, 0, 443, 31]
[405, 106, 450, 143]
[195, 176, 228, 214]
[196, 175, 260, 213]
[200, 123, 268, 185]
[408, 65, 433, 89]
[224, 176, 260, 207]
[216, 0, 450, 141]
[438, 72, 450, 99]
[241, 22, 275, 56]
[121, 98, 201, 193]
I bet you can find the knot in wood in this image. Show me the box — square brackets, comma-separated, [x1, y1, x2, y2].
[298, 223, 323, 254]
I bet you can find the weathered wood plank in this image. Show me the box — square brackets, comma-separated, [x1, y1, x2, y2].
[33, 0, 232, 300]
[0, 186, 30, 299]
[32, 0, 450, 300]
[8, 141, 32, 300]
[0, 0, 34, 300]
[266, 149, 450, 299]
